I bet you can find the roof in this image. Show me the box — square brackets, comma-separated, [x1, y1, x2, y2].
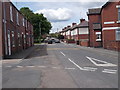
[77, 21, 88, 28]
[87, 8, 101, 15]
[70, 21, 88, 30]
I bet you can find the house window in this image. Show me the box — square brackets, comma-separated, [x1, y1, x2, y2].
[18, 32, 21, 46]
[116, 29, 120, 41]
[12, 31, 15, 47]
[96, 32, 101, 41]
[16, 12, 19, 25]
[24, 35, 26, 44]
[10, 6, 13, 22]
[26, 20, 27, 28]
[118, 8, 120, 21]
[23, 18, 25, 26]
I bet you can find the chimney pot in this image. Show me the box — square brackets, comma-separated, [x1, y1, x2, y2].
[80, 19, 85, 23]
[72, 23, 77, 26]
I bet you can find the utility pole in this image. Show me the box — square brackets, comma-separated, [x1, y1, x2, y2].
[57, 28, 58, 33]
[39, 22, 41, 43]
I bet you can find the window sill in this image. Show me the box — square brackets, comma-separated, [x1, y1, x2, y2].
[116, 21, 120, 24]
[12, 45, 15, 47]
[96, 39, 101, 41]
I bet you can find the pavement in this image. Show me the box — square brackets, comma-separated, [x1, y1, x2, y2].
[2, 42, 119, 88]
[4, 45, 39, 60]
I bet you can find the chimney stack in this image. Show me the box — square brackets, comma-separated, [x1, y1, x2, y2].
[72, 23, 77, 26]
[80, 19, 85, 23]
[67, 25, 71, 28]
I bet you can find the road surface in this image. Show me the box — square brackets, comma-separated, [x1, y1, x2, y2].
[2, 43, 118, 88]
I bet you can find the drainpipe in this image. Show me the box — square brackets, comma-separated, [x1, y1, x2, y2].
[3, 2, 8, 55]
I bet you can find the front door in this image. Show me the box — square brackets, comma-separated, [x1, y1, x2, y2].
[8, 30, 11, 56]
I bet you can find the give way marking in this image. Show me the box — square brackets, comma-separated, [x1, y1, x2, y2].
[86, 56, 117, 67]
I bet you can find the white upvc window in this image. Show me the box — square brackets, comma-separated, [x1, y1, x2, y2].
[16, 12, 19, 25]
[116, 29, 120, 41]
[23, 18, 25, 26]
[74, 29, 77, 35]
[118, 8, 120, 21]
[10, 5, 13, 22]
[71, 30, 74, 36]
[96, 32, 101, 41]
[18, 32, 21, 46]
[26, 20, 27, 28]
[12, 31, 15, 47]
[79, 28, 89, 34]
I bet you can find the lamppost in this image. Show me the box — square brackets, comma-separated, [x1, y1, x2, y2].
[39, 22, 41, 43]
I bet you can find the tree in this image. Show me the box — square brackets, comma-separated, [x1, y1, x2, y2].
[20, 7, 52, 42]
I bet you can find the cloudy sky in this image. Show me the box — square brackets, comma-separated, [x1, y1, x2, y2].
[13, 1, 108, 33]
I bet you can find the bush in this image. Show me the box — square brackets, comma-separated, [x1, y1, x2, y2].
[66, 39, 75, 41]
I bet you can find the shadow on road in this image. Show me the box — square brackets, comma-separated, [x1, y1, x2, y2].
[26, 44, 48, 59]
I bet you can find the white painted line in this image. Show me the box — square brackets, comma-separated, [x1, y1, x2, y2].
[104, 69, 117, 72]
[86, 56, 117, 67]
[67, 58, 96, 71]
[37, 66, 47, 68]
[26, 66, 35, 68]
[65, 67, 76, 70]
[81, 68, 96, 71]
[60, 51, 66, 56]
[6, 66, 12, 68]
[68, 58, 83, 70]
[102, 70, 117, 74]
[52, 67, 60, 69]
[16, 66, 23, 68]
[83, 67, 97, 70]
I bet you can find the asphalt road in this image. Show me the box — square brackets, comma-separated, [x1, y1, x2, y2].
[2, 43, 118, 88]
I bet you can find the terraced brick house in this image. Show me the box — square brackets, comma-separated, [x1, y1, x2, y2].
[101, 1, 120, 51]
[0, 1, 34, 59]
[87, 8, 102, 47]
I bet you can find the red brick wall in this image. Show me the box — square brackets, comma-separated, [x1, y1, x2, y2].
[88, 14, 102, 47]
[79, 34, 89, 39]
[102, 2, 118, 28]
[0, 1, 3, 59]
[1, 2, 34, 57]
[101, 2, 120, 51]
[80, 41, 89, 47]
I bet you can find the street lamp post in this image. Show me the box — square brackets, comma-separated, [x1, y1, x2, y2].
[39, 22, 41, 43]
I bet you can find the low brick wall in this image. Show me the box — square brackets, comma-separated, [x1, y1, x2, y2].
[67, 41, 75, 44]
[80, 41, 89, 47]
[103, 41, 120, 51]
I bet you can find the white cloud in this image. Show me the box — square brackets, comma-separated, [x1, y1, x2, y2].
[34, 8, 73, 22]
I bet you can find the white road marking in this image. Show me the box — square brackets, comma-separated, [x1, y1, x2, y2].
[102, 69, 117, 74]
[26, 66, 35, 68]
[37, 66, 47, 68]
[68, 58, 83, 70]
[83, 67, 97, 71]
[52, 67, 61, 69]
[104, 69, 117, 72]
[16, 66, 23, 68]
[81, 68, 96, 71]
[86, 56, 117, 67]
[102, 70, 117, 74]
[68, 58, 96, 71]
[65, 67, 76, 70]
[60, 51, 66, 56]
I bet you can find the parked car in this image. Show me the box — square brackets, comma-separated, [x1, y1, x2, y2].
[51, 38, 55, 42]
[48, 40, 53, 44]
[55, 39, 60, 43]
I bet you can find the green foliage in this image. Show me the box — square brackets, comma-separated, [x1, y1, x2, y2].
[58, 35, 64, 39]
[20, 7, 52, 41]
[50, 33, 58, 38]
[66, 39, 75, 41]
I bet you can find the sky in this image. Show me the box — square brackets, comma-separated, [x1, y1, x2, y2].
[12, 1, 107, 33]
